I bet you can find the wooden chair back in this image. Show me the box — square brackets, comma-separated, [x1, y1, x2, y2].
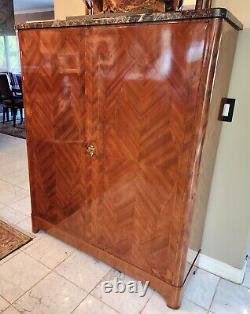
[16, 74, 23, 93]
[0, 74, 13, 101]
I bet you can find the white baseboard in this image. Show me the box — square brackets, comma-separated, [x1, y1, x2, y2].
[187, 249, 246, 284]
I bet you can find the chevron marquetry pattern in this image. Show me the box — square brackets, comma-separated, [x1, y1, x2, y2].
[20, 21, 209, 286]
[20, 29, 96, 242]
[84, 23, 208, 284]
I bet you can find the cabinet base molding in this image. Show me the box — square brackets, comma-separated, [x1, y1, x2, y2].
[32, 216, 194, 309]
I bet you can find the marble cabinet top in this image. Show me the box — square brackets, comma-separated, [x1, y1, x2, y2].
[16, 8, 243, 31]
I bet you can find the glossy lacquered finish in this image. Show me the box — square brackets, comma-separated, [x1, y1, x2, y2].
[19, 19, 239, 309]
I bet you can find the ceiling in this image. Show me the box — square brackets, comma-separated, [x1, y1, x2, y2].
[13, 0, 54, 12]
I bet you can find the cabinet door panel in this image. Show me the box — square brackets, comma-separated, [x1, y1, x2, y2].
[20, 28, 94, 242]
[85, 21, 208, 284]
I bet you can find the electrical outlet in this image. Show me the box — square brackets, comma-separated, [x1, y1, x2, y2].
[218, 98, 236, 122]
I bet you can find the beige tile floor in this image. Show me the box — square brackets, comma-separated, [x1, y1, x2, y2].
[0, 133, 250, 314]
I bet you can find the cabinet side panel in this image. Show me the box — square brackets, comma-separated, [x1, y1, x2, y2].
[188, 22, 239, 260]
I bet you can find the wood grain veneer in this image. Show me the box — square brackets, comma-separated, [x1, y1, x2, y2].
[18, 17, 239, 309]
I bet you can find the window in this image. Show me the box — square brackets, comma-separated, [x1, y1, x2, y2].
[0, 36, 21, 73]
[0, 37, 7, 70]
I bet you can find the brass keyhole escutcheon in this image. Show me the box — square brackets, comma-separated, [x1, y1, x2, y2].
[86, 144, 96, 157]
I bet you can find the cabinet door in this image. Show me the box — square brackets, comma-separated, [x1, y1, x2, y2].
[19, 28, 94, 242]
[84, 21, 209, 284]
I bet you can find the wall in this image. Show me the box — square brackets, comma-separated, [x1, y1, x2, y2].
[15, 11, 54, 24]
[0, 0, 15, 35]
[184, 0, 250, 27]
[54, 0, 85, 20]
[201, 0, 250, 269]
[213, 0, 250, 28]
[184, 0, 250, 28]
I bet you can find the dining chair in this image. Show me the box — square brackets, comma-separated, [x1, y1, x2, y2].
[16, 74, 23, 93]
[0, 74, 24, 127]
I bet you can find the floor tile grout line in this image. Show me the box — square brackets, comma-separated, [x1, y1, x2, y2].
[0, 178, 30, 196]
[0, 170, 29, 182]
[182, 296, 208, 312]
[75, 294, 121, 314]
[208, 277, 221, 313]
[139, 290, 152, 314]
[3, 305, 16, 313]
[0, 251, 20, 266]
[0, 196, 30, 204]
[0, 294, 12, 307]
[183, 267, 222, 310]
[13, 219, 34, 238]
[9, 269, 53, 308]
[49, 248, 111, 292]
[89, 268, 150, 314]
[52, 268, 92, 292]
[8, 250, 87, 312]
[19, 234, 42, 251]
[0, 203, 30, 214]
[14, 216, 32, 226]
[2, 195, 32, 210]
[69, 268, 113, 313]
[70, 268, 121, 314]
[1, 243, 72, 304]
[23, 235, 111, 291]
[21, 247, 73, 272]
[0, 175, 29, 188]
[91, 294, 121, 314]
[0, 215, 31, 229]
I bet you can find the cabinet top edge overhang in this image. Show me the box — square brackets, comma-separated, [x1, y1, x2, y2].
[16, 8, 243, 31]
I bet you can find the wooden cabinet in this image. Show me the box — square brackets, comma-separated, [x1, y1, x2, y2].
[18, 13, 241, 309]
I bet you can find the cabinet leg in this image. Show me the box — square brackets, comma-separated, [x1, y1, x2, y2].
[164, 286, 182, 310]
[32, 218, 40, 234]
[32, 225, 40, 234]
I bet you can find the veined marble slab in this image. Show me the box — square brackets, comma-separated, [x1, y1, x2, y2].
[16, 8, 243, 31]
